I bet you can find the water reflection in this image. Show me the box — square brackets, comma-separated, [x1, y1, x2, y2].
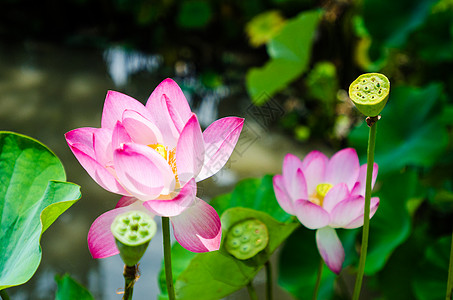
[103, 46, 163, 87]
[1, 42, 302, 300]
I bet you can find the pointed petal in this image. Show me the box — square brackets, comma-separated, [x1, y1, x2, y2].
[112, 121, 132, 150]
[176, 114, 205, 185]
[322, 183, 349, 213]
[330, 196, 379, 229]
[282, 153, 306, 197]
[115, 196, 138, 208]
[146, 94, 179, 148]
[302, 150, 328, 195]
[146, 78, 192, 126]
[101, 90, 150, 129]
[113, 143, 175, 200]
[351, 163, 379, 197]
[144, 179, 197, 217]
[170, 198, 221, 252]
[196, 117, 244, 181]
[122, 109, 163, 145]
[273, 174, 295, 215]
[325, 148, 360, 191]
[293, 199, 330, 229]
[316, 227, 344, 274]
[67, 144, 128, 195]
[65, 127, 97, 153]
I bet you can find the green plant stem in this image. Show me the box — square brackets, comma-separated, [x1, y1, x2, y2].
[265, 261, 273, 300]
[122, 265, 137, 300]
[247, 281, 258, 300]
[312, 258, 324, 300]
[352, 120, 377, 300]
[162, 216, 176, 300]
[0, 290, 10, 300]
[446, 229, 453, 300]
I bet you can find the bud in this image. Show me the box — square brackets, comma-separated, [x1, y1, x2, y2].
[225, 219, 269, 260]
[349, 73, 390, 117]
[111, 211, 157, 266]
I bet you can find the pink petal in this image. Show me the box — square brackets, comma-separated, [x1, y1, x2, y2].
[322, 183, 350, 213]
[302, 150, 328, 195]
[341, 197, 380, 229]
[282, 153, 304, 194]
[293, 199, 330, 229]
[196, 117, 245, 181]
[146, 78, 192, 127]
[175, 114, 205, 185]
[93, 128, 114, 167]
[146, 94, 179, 148]
[112, 121, 132, 150]
[143, 179, 197, 217]
[170, 197, 221, 252]
[113, 143, 175, 200]
[65, 127, 97, 152]
[122, 110, 163, 145]
[101, 91, 151, 129]
[351, 163, 379, 197]
[115, 196, 138, 208]
[67, 144, 128, 195]
[329, 196, 380, 229]
[325, 148, 360, 191]
[88, 202, 148, 259]
[316, 227, 344, 274]
[273, 174, 295, 215]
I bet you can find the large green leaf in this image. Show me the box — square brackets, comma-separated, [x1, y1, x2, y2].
[0, 132, 81, 290]
[364, 170, 419, 274]
[348, 84, 448, 176]
[55, 274, 94, 300]
[363, 0, 437, 48]
[412, 235, 451, 300]
[246, 9, 323, 103]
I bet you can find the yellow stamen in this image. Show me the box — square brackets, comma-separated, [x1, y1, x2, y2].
[310, 183, 333, 207]
[148, 143, 179, 183]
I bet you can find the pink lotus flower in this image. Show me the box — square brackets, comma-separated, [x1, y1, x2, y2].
[273, 148, 379, 274]
[65, 78, 244, 257]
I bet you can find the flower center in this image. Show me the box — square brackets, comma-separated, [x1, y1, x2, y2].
[310, 183, 333, 207]
[148, 143, 178, 182]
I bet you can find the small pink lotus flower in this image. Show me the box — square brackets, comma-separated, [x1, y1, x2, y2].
[65, 78, 244, 257]
[273, 148, 379, 274]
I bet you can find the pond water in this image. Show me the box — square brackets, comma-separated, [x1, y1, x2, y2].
[1, 42, 314, 299]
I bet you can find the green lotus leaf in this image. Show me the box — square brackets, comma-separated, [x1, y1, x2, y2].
[0, 132, 81, 290]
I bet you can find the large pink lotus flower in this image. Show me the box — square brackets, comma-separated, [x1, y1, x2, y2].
[273, 148, 379, 274]
[65, 78, 244, 257]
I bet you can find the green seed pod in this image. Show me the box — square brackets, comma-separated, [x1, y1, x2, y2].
[225, 219, 269, 260]
[349, 73, 390, 117]
[111, 211, 157, 266]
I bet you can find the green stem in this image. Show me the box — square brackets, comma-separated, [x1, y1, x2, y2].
[247, 281, 258, 300]
[123, 265, 137, 300]
[162, 216, 176, 300]
[352, 120, 377, 300]
[0, 290, 10, 300]
[312, 258, 324, 300]
[265, 261, 273, 300]
[446, 229, 453, 300]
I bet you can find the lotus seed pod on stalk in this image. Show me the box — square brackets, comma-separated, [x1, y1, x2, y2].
[225, 219, 269, 260]
[111, 211, 157, 266]
[349, 73, 390, 117]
